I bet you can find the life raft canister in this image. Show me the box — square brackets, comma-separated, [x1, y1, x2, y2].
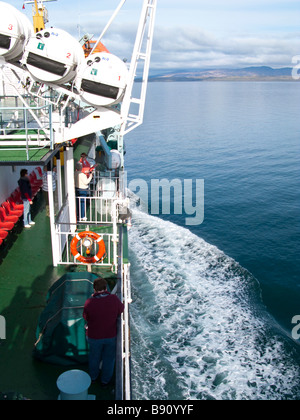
[70, 231, 106, 264]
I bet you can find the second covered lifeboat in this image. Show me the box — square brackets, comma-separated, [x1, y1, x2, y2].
[22, 28, 85, 85]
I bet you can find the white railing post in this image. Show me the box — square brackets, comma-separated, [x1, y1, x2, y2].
[123, 263, 132, 400]
[64, 146, 77, 233]
[48, 169, 60, 266]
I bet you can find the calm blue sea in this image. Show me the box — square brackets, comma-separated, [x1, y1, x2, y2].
[125, 81, 300, 400]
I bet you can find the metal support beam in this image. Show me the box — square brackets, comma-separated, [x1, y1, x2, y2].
[64, 146, 77, 233]
[48, 168, 59, 266]
[121, 0, 157, 136]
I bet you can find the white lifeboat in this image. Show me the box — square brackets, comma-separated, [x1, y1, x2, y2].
[0, 1, 33, 62]
[23, 28, 85, 85]
[75, 52, 128, 107]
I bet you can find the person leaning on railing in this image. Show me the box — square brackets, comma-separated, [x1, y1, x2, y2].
[83, 277, 124, 386]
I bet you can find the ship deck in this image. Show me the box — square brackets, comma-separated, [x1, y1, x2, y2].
[0, 194, 124, 400]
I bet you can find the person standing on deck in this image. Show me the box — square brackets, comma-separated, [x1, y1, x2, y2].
[75, 162, 93, 221]
[79, 152, 96, 176]
[83, 278, 124, 385]
[18, 169, 35, 229]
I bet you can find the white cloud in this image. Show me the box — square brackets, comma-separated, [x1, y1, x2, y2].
[149, 25, 300, 70]
[12, 0, 300, 70]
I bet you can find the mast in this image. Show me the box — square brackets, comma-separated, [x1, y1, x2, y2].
[24, 0, 57, 33]
[33, 0, 44, 33]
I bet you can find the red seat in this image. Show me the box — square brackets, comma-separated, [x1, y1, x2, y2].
[0, 238, 3, 247]
[28, 176, 41, 197]
[35, 166, 43, 178]
[0, 220, 15, 230]
[8, 199, 23, 214]
[8, 196, 24, 211]
[11, 189, 22, 204]
[0, 207, 19, 224]
[29, 171, 43, 188]
[2, 201, 23, 218]
[0, 229, 8, 240]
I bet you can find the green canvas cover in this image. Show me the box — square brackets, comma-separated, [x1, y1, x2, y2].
[33, 272, 98, 366]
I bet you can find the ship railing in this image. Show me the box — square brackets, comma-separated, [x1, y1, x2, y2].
[75, 195, 119, 224]
[53, 192, 123, 269]
[75, 171, 122, 223]
[116, 227, 132, 401]
[55, 225, 117, 267]
[122, 262, 132, 400]
[89, 171, 120, 195]
[0, 97, 54, 151]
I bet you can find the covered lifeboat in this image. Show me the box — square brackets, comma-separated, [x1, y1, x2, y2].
[0, 1, 33, 62]
[75, 51, 129, 107]
[23, 28, 85, 85]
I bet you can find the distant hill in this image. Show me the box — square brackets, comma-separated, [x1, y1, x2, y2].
[148, 66, 294, 82]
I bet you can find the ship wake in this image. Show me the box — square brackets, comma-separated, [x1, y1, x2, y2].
[128, 209, 300, 400]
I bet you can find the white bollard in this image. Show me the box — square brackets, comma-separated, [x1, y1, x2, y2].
[57, 370, 94, 400]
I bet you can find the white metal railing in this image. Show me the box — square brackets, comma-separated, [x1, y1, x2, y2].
[0, 98, 54, 153]
[55, 227, 117, 267]
[90, 172, 119, 196]
[116, 226, 132, 401]
[54, 198, 71, 265]
[53, 195, 118, 268]
[76, 171, 122, 223]
[122, 263, 132, 400]
[75, 196, 118, 224]
[52, 176, 128, 269]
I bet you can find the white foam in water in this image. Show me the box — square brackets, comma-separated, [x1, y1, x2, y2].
[128, 208, 300, 400]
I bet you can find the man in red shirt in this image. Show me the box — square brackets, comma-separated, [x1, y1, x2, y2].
[83, 278, 124, 385]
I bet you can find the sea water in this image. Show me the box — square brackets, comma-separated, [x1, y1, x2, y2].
[125, 81, 300, 400]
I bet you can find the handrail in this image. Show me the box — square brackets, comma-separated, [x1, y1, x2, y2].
[115, 226, 132, 400]
[0, 101, 53, 153]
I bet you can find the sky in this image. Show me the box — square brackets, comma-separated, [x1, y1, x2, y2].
[9, 0, 300, 72]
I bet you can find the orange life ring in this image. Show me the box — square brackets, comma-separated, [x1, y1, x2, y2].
[70, 231, 106, 264]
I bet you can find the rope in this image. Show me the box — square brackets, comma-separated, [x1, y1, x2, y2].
[34, 305, 84, 347]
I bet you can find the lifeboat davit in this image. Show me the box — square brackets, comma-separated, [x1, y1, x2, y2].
[0, 1, 33, 62]
[23, 28, 85, 85]
[75, 51, 129, 107]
